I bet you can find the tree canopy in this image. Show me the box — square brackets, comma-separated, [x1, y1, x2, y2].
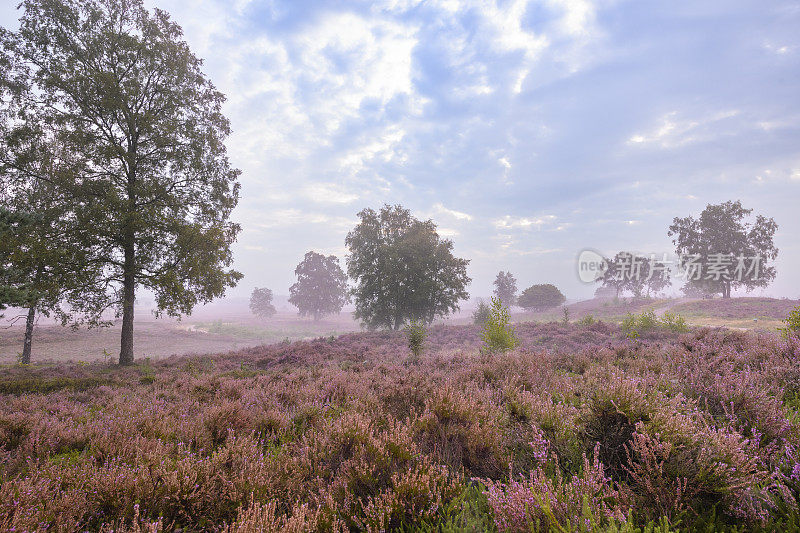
[0, 0, 242, 364]
[288, 251, 349, 320]
[597, 252, 671, 299]
[345, 204, 471, 330]
[668, 200, 778, 298]
[0, 207, 33, 315]
[517, 283, 566, 311]
[249, 287, 277, 319]
[493, 271, 517, 308]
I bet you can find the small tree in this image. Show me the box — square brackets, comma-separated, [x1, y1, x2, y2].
[406, 319, 426, 360]
[288, 251, 349, 321]
[249, 288, 277, 319]
[493, 271, 518, 308]
[518, 284, 566, 311]
[0, 175, 108, 364]
[472, 299, 490, 325]
[480, 297, 518, 354]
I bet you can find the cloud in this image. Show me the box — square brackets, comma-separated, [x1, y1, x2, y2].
[627, 110, 741, 149]
[494, 215, 557, 230]
[433, 203, 473, 221]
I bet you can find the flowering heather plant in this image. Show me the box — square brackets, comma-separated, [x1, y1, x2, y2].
[0, 321, 798, 531]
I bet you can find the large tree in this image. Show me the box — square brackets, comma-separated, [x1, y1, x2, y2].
[289, 251, 349, 321]
[345, 205, 471, 330]
[493, 271, 517, 308]
[668, 201, 778, 298]
[0, 0, 242, 364]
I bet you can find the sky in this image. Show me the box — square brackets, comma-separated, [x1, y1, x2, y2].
[2, 0, 799, 302]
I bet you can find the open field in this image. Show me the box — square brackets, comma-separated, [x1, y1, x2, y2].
[668, 297, 800, 331]
[2, 297, 797, 364]
[513, 297, 800, 332]
[1, 321, 800, 531]
[0, 312, 362, 364]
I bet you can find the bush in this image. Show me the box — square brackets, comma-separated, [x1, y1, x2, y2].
[622, 310, 689, 338]
[480, 297, 518, 354]
[779, 305, 800, 338]
[577, 314, 596, 326]
[660, 312, 688, 333]
[406, 319, 426, 360]
[472, 299, 490, 325]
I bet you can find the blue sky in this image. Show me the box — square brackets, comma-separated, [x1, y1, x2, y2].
[2, 0, 799, 301]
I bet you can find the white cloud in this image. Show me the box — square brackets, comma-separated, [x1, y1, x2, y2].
[494, 214, 557, 229]
[433, 203, 473, 221]
[627, 109, 740, 148]
[301, 183, 360, 204]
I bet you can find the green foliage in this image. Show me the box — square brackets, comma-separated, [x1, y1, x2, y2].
[480, 297, 518, 354]
[778, 305, 800, 338]
[288, 251, 349, 320]
[0, 207, 34, 313]
[249, 287, 277, 319]
[406, 319, 426, 360]
[406, 483, 497, 532]
[660, 311, 689, 333]
[669, 200, 779, 298]
[1, 0, 243, 364]
[577, 314, 596, 326]
[472, 299, 490, 325]
[518, 284, 566, 311]
[346, 204, 471, 330]
[493, 271, 517, 308]
[599, 252, 672, 299]
[562, 306, 571, 324]
[622, 310, 689, 338]
[0, 376, 109, 395]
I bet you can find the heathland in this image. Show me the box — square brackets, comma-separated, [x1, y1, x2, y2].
[1, 306, 799, 531]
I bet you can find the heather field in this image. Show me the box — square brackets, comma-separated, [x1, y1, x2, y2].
[1, 322, 800, 532]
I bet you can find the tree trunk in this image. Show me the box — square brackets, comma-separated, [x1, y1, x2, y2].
[21, 307, 35, 365]
[119, 240, 136, 366]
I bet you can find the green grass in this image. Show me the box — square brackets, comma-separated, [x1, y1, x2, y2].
[196, 320, 347, 343]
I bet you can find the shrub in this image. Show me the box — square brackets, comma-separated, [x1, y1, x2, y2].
[472, 299, 490, 325]
[622, 310, 689, 338]
[483, 446, 628, 532]
[779, 305, 800, 338]
[577, 314, 596, 326]
[480, 297, 518, 354]
[406, 319, 426, 360]
[660, 311, 689, 333]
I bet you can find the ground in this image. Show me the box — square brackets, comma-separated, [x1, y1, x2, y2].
[2, 297, 796, 363]
[1, 320, 799, 531]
